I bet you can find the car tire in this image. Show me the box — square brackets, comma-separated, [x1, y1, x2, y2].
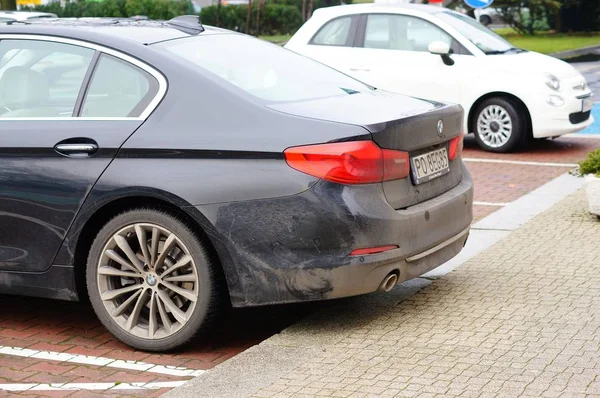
[473, 97, 525, 153]
[480, 15, 492, 26]
[86, 208, 221, 352]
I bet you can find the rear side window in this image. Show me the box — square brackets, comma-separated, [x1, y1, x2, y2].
[311, 16, 354, 46]
[0, 39, 94, 118]
[158, 34, 370, 102]
[81, 54, 158, 118]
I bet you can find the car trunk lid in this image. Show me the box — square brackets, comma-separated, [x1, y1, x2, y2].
[268, 90, 464, 208]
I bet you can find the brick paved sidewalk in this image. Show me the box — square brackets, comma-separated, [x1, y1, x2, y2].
[168, 189, 600, 398]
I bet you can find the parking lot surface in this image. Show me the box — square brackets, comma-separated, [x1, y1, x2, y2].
[0, 63, 599, 398]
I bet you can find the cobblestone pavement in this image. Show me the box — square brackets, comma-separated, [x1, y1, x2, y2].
[170, 189, 600, 398]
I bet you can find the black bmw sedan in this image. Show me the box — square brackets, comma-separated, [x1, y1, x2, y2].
[0, 16, 473, 351]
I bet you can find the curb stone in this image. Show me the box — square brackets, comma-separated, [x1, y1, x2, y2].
[551, 44, 600, 60]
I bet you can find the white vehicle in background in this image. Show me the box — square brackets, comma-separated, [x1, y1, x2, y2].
[0, 11, 57, 21]
[285, 3, 594, 152]
[474, 7, 500, 26]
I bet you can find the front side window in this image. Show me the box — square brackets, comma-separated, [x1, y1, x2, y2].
[363, 14, 453, 52]
[157, 34, 370, 102]
[0, 40, 94, 118]
[81, 54, 158, 118]
[311, 16, 353, 46]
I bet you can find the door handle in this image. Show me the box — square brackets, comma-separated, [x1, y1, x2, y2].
[54, 141, 98, 157]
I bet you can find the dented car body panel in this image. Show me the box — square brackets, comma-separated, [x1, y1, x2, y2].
[193, 163, 472, 306]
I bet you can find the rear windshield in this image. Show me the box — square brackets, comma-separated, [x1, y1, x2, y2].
[156, 34, 370, 102]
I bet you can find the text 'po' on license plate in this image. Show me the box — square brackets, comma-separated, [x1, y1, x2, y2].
[410, 147, 450, 185]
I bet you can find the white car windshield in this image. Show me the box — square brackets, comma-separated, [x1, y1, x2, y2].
[436, 11, 522, 54]
[157, 34, 371, 102]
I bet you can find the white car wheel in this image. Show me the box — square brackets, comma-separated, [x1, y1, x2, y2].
[474, 98, 525, 153]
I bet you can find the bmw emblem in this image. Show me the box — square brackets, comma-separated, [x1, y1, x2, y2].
[146, 274, 157, 286]
[437, 120, 444, 137]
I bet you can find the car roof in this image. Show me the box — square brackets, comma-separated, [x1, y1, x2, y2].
[313, 3, 446, 16]
[0, 18, 230, 45]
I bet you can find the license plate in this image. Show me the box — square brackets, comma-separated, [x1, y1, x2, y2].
[410, 147, 450, 185]
[582, 96, 594, 112]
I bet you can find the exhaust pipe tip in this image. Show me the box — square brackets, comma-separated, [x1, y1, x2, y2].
[378, 272, 399, 293]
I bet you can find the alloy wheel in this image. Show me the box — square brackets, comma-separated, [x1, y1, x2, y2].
[477, 105, 513, 149]
[97, 223, 199, 339]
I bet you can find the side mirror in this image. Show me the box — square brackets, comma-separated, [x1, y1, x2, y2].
[428, 41, 451, 55]
[428, 41, 455, 66]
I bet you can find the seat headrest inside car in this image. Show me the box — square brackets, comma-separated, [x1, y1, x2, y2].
[0, 66, 50, 108]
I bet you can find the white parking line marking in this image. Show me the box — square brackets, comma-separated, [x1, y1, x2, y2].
[67, 355, 114, 366]
[0, 381, 187, 392]
[108, 359, 155, 372]
[0, 345, 205, 377]
[32, 351, 77, 362]
[113, 381, 188, 390]
[0, 384, 37, 391]
[463, 157, 578, 168]
[473, 201, 509, 207]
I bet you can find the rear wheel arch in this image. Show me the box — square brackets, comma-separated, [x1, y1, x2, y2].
[73, 195, 231, 306]
[468, 92, 532, 138]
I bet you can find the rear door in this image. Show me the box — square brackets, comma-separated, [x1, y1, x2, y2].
[0, 36, 163, 272]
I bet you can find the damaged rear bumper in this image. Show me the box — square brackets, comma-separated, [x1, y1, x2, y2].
[194, 162, 473, 307]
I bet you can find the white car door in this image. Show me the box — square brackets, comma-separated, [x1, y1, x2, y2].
[343, 13, 472, 106]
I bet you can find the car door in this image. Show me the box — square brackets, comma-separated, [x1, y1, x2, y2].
[0, 37, 162, 273]
[345, 13, 473, 105]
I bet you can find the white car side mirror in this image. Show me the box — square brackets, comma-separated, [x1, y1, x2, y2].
[428, 41, 455, 66]
[428, 41, 451, 55]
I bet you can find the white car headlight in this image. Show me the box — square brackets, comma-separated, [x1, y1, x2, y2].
[545, 73, 561, 91]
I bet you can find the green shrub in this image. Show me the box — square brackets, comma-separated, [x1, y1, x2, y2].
[29, 0, 193, 20]
[260, 4, 303, 35]
[30, 0, 330, 35]
[125, 0, 193, 20]
[200, 4, 246, 31]
[200, 3, 302, 35]
[579, 149, 600, 177]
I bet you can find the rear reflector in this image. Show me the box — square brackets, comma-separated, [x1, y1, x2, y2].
[350, 245, 399, 256]
[284, 141, 409, 184]
[448, 133, 464, 161]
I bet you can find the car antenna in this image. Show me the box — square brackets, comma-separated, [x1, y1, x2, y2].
[165, 15, 204, 35]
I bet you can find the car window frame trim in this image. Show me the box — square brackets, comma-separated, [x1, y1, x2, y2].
[0, 34, 167, 121]
[72, 49, 101, 117]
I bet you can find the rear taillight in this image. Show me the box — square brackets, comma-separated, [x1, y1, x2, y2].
[448, 133, 464, 161]
[284, 140, 409, 185]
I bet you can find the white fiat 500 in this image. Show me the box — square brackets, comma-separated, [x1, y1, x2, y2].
[286, 4, 594, 152]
